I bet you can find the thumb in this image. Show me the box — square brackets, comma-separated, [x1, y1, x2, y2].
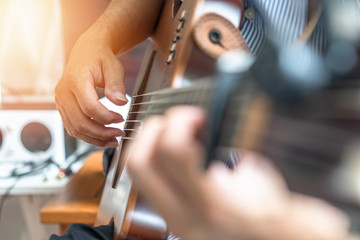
[103, 55, 128, 106]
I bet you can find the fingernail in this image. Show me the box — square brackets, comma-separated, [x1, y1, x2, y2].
[114, 92, 128, 102]
[105, 141, 119, 148]
[114, 129, 125, 136]
[113, 117, 124, 123]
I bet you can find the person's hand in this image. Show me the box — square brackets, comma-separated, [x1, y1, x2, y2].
[55, 27, 127, 147]
[127, 106, 352, 240]
[55, 0, 165, 147]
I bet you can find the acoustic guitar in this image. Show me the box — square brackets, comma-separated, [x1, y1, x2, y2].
[95, 0, 360, 239]
[95, 0, 247, 239]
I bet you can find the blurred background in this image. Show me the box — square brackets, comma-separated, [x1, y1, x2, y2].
[0, 1, 111, 239]
[0, 0, 64, 105]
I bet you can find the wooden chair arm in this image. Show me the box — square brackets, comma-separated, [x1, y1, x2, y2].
[40, 150, 105, 235]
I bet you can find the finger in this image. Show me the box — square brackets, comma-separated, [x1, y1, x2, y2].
[58, 91, 124, 140]
[56, 98, 74, 137]
[126, 117, 185, 220]
[56, 94, 123, 147]
[57, 99, 119, 147]
[155, 107, 206, 199]
[73, 77, 125, 125]
[235, 153, 288, 190]
[103, 55, 128, 106]
[57, 71, 124, 125]
[160, 106, 206, 165]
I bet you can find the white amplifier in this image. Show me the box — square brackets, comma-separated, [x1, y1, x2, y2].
[0, 109, 77, 164]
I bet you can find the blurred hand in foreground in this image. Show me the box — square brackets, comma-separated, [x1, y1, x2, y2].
[127, 106, 354, 240]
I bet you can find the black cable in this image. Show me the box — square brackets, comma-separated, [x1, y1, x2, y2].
[0, 146, 98, 179]
[0, 158, 58, 179]
[63, 145, 99, 176]
[11, 158, 55, 178]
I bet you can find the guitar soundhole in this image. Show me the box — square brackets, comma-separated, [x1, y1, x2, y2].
[173, 0, 183, 18]
[21, 122, 52, 152]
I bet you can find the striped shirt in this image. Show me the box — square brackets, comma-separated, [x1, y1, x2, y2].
[241, 0, 327, 55]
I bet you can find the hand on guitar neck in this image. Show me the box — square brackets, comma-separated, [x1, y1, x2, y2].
[55, 0, 164, 147]
[126, 106, 354, 240]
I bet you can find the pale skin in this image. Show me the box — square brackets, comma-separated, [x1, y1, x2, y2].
[127, 106, 355, 240]
[55, 0, 164, 147]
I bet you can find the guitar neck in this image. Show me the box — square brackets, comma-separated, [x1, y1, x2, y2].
[124, 76, 360, 208]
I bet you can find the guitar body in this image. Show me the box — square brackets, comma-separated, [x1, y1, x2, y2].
[95, 0, 245, 239]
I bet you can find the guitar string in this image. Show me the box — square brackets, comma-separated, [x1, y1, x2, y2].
[123, 83, 360, 166]
[121, 131, 356, 172]
[121, 119, 360, 179]
[123, 116, 358, 169]
[130, 88, 198, 99]
[122, 83, 216, 141]
[123, 79, 260, 141]
[126, 86, 257, 148]
[130, 84, 214, 99]
[120, 116, 357, 172]
[120, 81, 360, 205]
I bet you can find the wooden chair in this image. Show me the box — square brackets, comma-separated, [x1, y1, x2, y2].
[40, 150, 105, 235]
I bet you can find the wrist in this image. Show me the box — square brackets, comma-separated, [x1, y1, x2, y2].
[87, 0, 164, 54]
[80, 17, 117, 53]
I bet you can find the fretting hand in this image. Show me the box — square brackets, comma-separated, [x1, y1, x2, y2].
[127, 106, 352, 240]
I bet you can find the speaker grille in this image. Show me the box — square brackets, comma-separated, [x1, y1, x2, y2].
[21, 122, 52, 152]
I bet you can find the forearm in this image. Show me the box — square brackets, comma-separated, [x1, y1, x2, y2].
[85, 0, 165, 54]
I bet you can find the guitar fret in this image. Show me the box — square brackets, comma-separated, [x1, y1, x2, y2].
[121, 137, 134, 141]
[126, 80, 251, 152]
[126, 120, 143, 123]
[130, 101, 155, 106]
[128, 111, 147, 115]
[123, 128, 138, 131]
